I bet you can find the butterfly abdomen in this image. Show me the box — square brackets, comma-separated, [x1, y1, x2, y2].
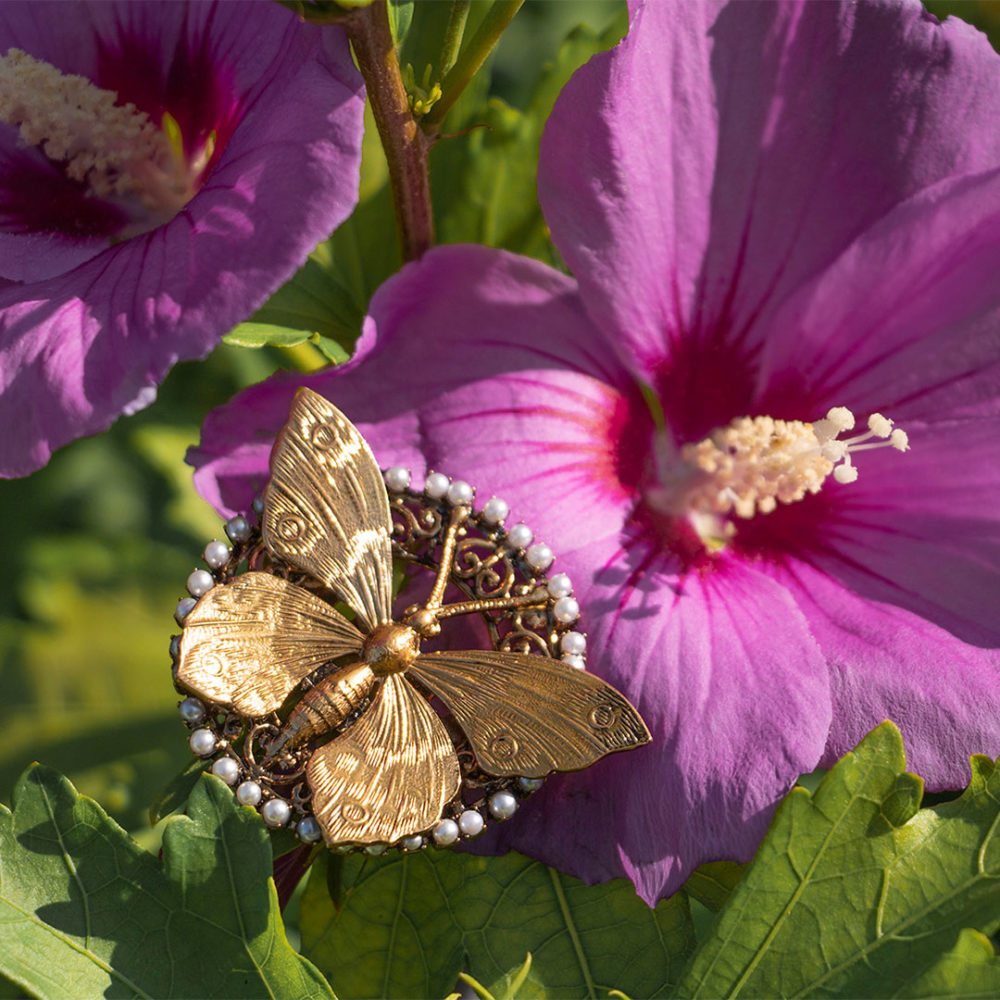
[268, 661, 376, 758]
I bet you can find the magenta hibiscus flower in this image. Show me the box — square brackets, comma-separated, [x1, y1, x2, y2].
[190, 0, 1000, 903]
[0, 0, 364, 478]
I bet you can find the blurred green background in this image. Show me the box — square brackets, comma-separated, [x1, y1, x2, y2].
[0, 0, 997, 854]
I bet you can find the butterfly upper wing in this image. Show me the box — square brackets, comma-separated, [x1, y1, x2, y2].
[263, 388, 394, 633]
[306, 673, 461, 845]
[408, 650, 651, 778]
[175, 572, 364, 716]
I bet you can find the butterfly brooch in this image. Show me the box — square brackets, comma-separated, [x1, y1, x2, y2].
[171, 388, 650, 851]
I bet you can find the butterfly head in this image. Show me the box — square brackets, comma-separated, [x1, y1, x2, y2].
[363, 622, 421, 677]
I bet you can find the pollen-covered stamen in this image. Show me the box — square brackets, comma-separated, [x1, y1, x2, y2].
[0, 48, 211, 224]
[680, 407, 909, 520]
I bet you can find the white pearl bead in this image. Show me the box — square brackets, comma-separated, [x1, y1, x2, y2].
[178, 696, 205, 724]
[432, 818, 459, 846]
[488, 791, 517, 820]
[186, 569, 215, 598]
[297, 816, 322, 843]
[446, 479, 474, 506]
[560, 631, 587, 655]
[384, 466, 411, 492]
[262, 799, 291, 828]
[211, 757, 240, 785]
[203, 539, 230, 569]
[553, 596, 580, 624]
[225, 516, 251, 543]
[252, 496, 264, 517]
[424, 472, 450, 499]
[562, 653, 586, 670]
[236, 780, 262, 807]
[401, 834, 424, 852]
[516, 776, 544, 793]
[547, 573, 573, 598]
[169, 634, 181, 659]
[188, 728, 216, 756]
[525, 543, 554, 573]
[481, 496, 509, 525]
[458, 810, 485, 837]
[174, 597, 197, 624]
[364, 843, 387, 856]
[506, 523, 533, 549]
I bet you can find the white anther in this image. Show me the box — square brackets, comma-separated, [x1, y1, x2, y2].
[867, 413, 893, 438]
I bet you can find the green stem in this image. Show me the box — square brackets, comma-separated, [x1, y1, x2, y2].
[344, 1, 435, 261]
[422, 0, 525, 135]
[438, 0, 472, 79]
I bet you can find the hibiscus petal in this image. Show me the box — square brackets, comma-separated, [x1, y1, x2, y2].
[772, 559, 1000, 790]
[482, 541, 830, 905]
[191, 244, 644, 534]
[0, 1, 365, 477]
[540, 0, 1000, 377]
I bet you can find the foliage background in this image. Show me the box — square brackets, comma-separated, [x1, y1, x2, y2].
[1, 1, 999, 996]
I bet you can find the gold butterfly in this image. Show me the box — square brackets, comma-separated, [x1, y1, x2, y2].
[175, 388, 650, 847]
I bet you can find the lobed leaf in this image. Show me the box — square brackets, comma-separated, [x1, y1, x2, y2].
[0, 766, 335, 1000]
[299, 848, 694, 1000]
[675, 722, 1000, 998]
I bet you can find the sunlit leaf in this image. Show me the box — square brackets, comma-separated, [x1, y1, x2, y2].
[0, 766, 335, 1000]
[300, 848, 693, 1000]
[674, 722, 1000, 998]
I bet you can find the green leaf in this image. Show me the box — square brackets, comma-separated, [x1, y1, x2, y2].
[478, 953, 547, 1000]
[430, 13, 626, 262]
[675, 722, 1000, 998]
[299, 848, 694, 1000]
[683, 861, 746, 913]
[0, 766, 335, 1000]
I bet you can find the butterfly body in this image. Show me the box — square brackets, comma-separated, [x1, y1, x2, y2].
[174, 388, 651, 849]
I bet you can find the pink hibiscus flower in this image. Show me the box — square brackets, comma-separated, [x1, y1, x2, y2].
[190, 0, 1000, 903]
[0, 0, 364, 477]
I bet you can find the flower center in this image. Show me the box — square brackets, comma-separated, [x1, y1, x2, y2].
[647, 406, 909, 548]
[0, 48, 213, 227]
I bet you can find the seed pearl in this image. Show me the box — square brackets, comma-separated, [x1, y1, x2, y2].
[178, 696, 205, 724]
[432, 818, 459, 846]
[364, 843, 387, 856]
[169, 634, 181, 660]
[458, 810, 485, 837]
[262, 799, 292, 828]
[401, 834, 424, 852]
[516, 776, 544, 793]
[506, 523, 533, 549]
[547, 573, 573, 599]
[203, 539, 230, 569]
[488, 791, 517, 821]
[562, 653, 586, 670]
[186, 569, 215, 598]
[560, 631, 587, 655]
[383, 466, 411, 492]
[424, 471, 450, 499]
[211, 757, 240, 786]
[236, 780, 262, 807]
[525, 542, 554, 573]
[481, 496, 509, 525]
[225, 515, 251, 543]
[174, 597, 197, 624]
[553, 596, 580, 624]
[188, 728, 216, 757]
[251, 496, 264, 517]
[297, 816, 322, 843]
[446, 479, 474, 506]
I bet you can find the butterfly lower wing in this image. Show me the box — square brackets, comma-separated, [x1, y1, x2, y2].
[263, 388, 394, 632]
[175, 572, 364, 716]
[306, 673, 461, 845]
[409, 650, 651, 778]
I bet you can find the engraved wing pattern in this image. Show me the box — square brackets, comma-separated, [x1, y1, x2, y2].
[263, 389, 394, 632]
[306, 673, 461, 844]
[176, 572, 364, 716]
[409, 650, 651, 778]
